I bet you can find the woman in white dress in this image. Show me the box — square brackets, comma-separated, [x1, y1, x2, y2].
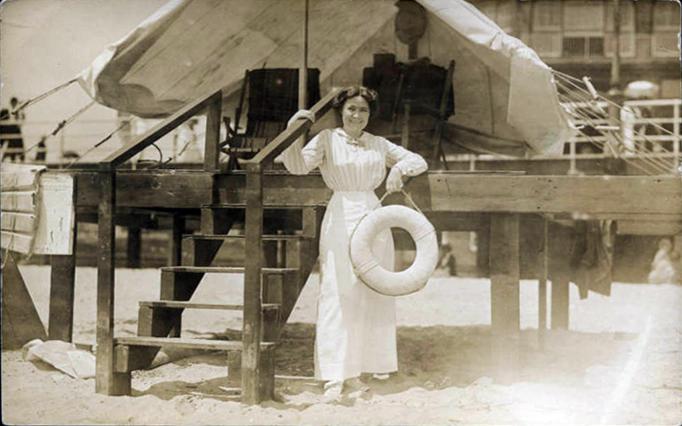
[280, 86, 428, 400]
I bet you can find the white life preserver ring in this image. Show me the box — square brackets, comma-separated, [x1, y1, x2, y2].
[350, 204, 438, 296]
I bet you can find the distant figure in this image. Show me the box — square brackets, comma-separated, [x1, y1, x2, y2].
[648, 238, 678, 284]
[438, 243, 457, 276]
[0, 108, 25, 162]
[35, 135, 47, 162]
[175, 118, 202, 163]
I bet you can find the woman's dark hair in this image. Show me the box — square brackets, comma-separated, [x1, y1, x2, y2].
[332, 86, 378, 112]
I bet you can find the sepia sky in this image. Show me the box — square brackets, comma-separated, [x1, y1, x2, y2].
[0, 0, 166, 154]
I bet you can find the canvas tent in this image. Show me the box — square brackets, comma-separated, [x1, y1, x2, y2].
[78, 0, 574, 156]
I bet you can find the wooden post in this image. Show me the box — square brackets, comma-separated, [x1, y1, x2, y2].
[551, 278, 570, 330]
[48, 251, 77, 342]
[489, 213, 520, 333]
[203, 93, 222, 172]
[95, 170, 130, 395]
[476, 225, 490, 277]
[489, 213, 521, 383]
[242, 163, 264, 404]
[537, 216, 548, 346]
[168, 214, 184, 266]
[126, 226, 141, 268]
[298, 0, 309, 110]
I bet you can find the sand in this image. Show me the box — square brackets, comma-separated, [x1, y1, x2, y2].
[2, 265, 681, 425]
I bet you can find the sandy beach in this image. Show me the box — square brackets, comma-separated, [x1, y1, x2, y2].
[2, 265, 681, 425]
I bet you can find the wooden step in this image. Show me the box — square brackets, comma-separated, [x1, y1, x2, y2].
[114, 336, 275, 351]
[160, 266, 297, 274]
[139, 300, 279, 311]
[203, 203, 324, 209]
[184, 233, 311, 241]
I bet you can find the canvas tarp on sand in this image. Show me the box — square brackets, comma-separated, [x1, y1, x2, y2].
[78, 0, 574, 155]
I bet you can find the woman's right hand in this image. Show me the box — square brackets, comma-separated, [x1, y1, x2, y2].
[287, 109, 315, 128]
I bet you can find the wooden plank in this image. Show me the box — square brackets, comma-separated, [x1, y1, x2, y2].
[95, 171, 130, 396]
[48, 247, 77, 342]
[617, 220, 682, 236]
[0, 163, 44, 190]
[1, 212, 36, 234]
[75, 171, 211, 208]
[423, 174, 682, 215]
[115, 336, 275, 351]
[33, 173, 75, 255]
[1, 231, 33, 254]
[161, 266, 296, 274]
[242, 164, 264, 404]
[102, 90, 223, 168]
[1, 253, 47, 349]
[1, 191, 36, 213]
[140, 301, 279, 310]
[489, 213, 520, 334]
[203, 94, 222, 172]
[70, 171, 682, 216]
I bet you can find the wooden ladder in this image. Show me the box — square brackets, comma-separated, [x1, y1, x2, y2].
[110, 203, 323, 401]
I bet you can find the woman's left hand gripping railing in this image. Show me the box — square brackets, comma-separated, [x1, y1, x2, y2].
[94, 90, 222, 395]
[238, 88, 338, 404]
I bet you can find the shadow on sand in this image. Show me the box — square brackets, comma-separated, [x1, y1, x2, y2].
[134, 323, 637, 406]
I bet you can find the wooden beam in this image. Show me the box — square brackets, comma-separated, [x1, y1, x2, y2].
[489, 213, 520, 333]
[102, 91, 223, 168]
[203, 95, 222, 172]
[71, 171, 682, 218]
[243, 89, 338, 166]
[48, 229, 77, 342]
[551, 278, 570, 330]
[1, 253, 47, 349]
[95, 171, 130, 395]
[126, 227, 141, 268]
[242, 164, 264, 404]
[168, 215, 184, 266]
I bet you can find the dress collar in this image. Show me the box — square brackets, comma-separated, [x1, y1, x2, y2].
[336, 128, 366, 146]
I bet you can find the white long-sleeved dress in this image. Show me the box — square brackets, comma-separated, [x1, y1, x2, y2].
[280, 127, 427, 381]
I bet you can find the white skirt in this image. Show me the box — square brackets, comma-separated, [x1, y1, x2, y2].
[314, 190, 398, 381]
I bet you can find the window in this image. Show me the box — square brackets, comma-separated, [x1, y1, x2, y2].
[531, 32, 563, 57]
[563, 36, 605, 58]
[652, 1, 681, 57]
[652, 32, 681, 57]
[533, 0, 561, 30]
[653, 1, 680, 30]
[606, 0, 635, 31]
[564, 1, 604, 31]
[605, 33, 636, 57]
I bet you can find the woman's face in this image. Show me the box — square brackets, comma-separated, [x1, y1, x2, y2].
[341, 95, 370, 133]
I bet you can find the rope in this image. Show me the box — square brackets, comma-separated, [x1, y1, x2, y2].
[14, 78, 79, 113]
[50, 100, 96, 137]
[554, 72, 675, 174]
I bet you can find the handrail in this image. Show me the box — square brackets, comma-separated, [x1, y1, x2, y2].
[242, 88, 339, 168]
[99, 90, 222, 169]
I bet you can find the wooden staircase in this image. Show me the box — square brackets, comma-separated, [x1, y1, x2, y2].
[110, 204, 323, 400]
[94, 88, 337, 403]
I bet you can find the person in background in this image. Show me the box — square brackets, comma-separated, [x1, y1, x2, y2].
[0, 107, 24, 162]
[279, 86, 428, 401]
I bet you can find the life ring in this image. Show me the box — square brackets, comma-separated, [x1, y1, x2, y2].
[350, 204, 438, 296]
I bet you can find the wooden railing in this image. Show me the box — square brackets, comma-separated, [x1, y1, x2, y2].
[237, 88, 338, 403]
[95, 90, 222, 395]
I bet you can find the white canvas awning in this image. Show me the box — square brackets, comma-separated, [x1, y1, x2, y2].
[78, 0, 574, 155]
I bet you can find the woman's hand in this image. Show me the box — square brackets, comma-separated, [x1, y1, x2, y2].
[287, 109, 315, 128]
[386, 167, 404, 193]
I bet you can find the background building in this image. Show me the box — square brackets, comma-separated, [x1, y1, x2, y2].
[470, 0, 680, 96]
